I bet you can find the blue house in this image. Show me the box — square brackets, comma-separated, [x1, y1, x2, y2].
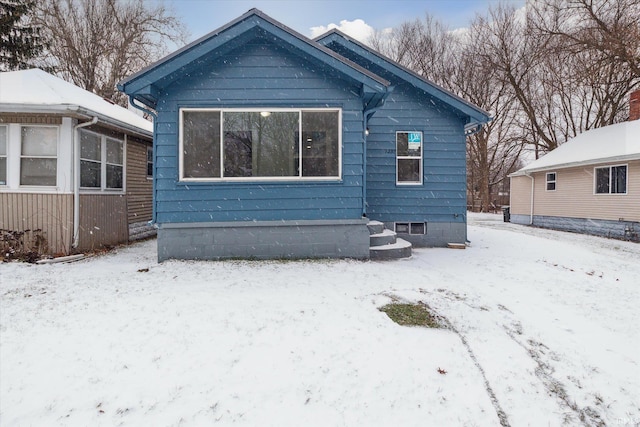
[118, 9, 490, 261]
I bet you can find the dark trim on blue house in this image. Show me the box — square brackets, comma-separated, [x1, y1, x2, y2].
[118, 8, 391, 111]
[314, 29, 492, 127]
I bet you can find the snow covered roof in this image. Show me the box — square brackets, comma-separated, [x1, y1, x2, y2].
[512, 120, 640, 175]
[0, 68, 152, 137]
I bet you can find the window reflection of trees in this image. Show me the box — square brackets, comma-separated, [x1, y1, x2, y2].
[224, 112, 299, 177]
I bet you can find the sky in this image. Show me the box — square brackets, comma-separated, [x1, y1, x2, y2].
[158, 0, 526, 45]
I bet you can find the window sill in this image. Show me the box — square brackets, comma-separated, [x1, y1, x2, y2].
[177, 178, 343, 185]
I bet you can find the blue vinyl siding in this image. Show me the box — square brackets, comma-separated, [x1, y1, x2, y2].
[323, 42, 471, 225]
[366, 82, 467, 223]
[152, 39, 366, 223]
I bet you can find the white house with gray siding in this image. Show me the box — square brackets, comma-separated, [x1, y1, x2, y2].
[509, 99, 640, 241]
[0, 69, 154, 255]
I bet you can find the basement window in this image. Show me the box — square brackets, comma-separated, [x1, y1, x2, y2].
[395, 222, 426, 235]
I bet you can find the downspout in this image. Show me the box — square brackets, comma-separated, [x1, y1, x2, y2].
[524, 172, 534, 225]
[72, 116, 99, 248]
[362, 105, 384, 217]
[128, 95, 158, 224]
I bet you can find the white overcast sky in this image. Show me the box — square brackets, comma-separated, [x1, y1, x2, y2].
[159, 0, 526, 44]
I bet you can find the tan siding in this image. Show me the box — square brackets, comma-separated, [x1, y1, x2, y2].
[78, 194, 128, 251]
[509, 175, 532, 215]
[126, 138, 153, 224]
[0, 193, 73, 254]
[529, 159, 640, 222]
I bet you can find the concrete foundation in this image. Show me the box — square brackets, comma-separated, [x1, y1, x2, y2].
[510, 214, 638, 241]
[157, 218, 370, 261]
[383, 221, 467, 247]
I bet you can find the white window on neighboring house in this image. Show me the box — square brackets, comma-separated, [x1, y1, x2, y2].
[80, 130, 102, 188]
[546, 172, 556, 191]
[106, 137, 123, 189]
[80, 129, 124, 191]
[0, 126, 7, 185]
[595, 165, 627, 194]
[396, 131, 423, 185]
[20, 126, 58, 186]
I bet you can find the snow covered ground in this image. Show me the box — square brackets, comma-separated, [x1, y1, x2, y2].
[1, 213, 639, 427]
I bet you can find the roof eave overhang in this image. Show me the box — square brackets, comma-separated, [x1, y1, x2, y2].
[315, 30, 492, 125]
[118, 10, 390, 110]
[0, 103, 152, 139]
[510, 154, 640, 176]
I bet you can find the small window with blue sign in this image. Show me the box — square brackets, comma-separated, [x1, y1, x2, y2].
[396, 131, 422, 184]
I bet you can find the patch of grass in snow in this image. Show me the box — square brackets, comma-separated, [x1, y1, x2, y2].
[379, 302, 441, 328]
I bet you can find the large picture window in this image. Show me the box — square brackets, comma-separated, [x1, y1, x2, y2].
[180, 108, 341, 180]
[0, 126, 6, 185]
[80, 129, 124, 190]
[595, 165, 627, 194]
[20, 126, 58, 186]
[396, 131, 422, 185]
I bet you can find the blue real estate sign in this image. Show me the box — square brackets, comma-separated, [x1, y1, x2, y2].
[408, 132, 422, 151]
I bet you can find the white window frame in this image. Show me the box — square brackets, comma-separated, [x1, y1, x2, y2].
[79, 129, 125, 193]
[395, 222, 426, 235]
[0, 125, 7, 186]
[545, 172, 556, 191]
[178, 107, 342, 182]
[19, 125, 59, 187]
[594, 164, 627, 195]
[396, 131, 423, 186]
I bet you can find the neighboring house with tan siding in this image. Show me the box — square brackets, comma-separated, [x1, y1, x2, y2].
[509, 93, 640, 241]
[0, 68, 154, 255]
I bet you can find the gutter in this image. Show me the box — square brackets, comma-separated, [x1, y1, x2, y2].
[0, 104, 152, 139]
[362, 102, 386, 217]
[464, 121, 484, 136]
[128, 95, 158, 224]
[72, 116, 99, 248]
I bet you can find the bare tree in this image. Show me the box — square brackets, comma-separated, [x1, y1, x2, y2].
[371, 13, 524, 212]
[33, 0, 188, 105]
[531, 0, 640, 78]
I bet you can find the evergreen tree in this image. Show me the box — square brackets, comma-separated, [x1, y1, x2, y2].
[0, 0, 43, 71]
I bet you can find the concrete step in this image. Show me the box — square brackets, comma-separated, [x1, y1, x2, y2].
[370, 238, 412, 260]
[370, 228, 397, 246]
[367, 220, 385, 235]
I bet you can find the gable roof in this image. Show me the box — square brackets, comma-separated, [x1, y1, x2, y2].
[511, 120, 640, 175]
[314, 29, 491, 129]
[0, 68, 152, 138]
[118, 8, 391, 111]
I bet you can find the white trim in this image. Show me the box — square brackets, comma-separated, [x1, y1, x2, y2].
[545, 171, 556, 192]
[18, 124, 60, 188]
[593, 164, 628, 195]
[395, 130, 423, 185]
[178, 107, 343, 182]
[78, 128, 126, 194]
